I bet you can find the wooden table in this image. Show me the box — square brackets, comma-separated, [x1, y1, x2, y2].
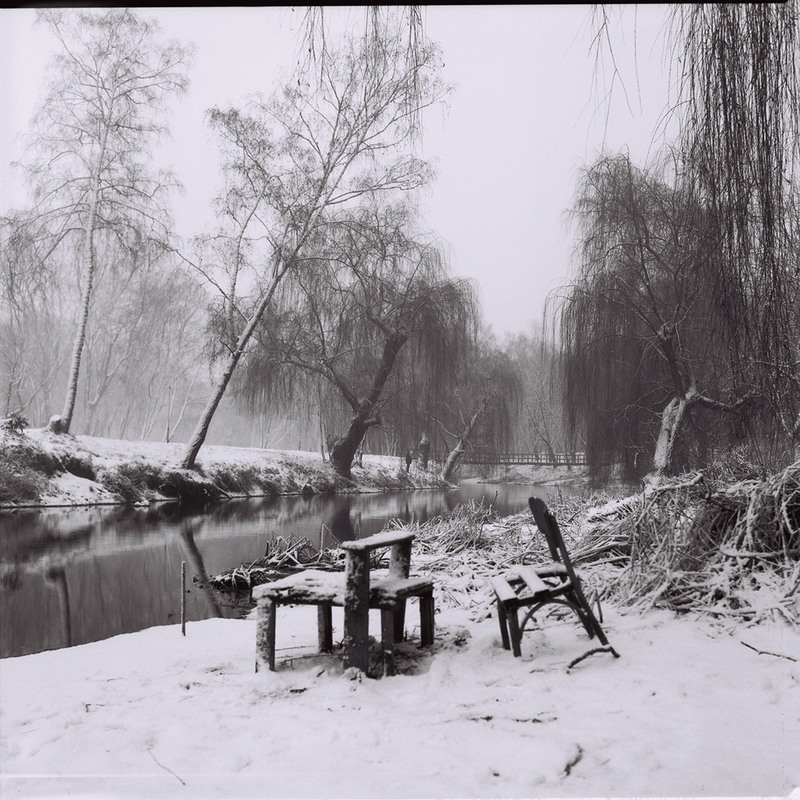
[253, 530, 435, 676]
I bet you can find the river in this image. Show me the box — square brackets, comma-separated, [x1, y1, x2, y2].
[0, 482, 582, 658]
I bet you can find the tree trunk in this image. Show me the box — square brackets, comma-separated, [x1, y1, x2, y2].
[328, 331, 408, 480]
[330, 416, 371, 480]
[180, 351, 242, 470]
[59, 122, 108, 435]
[59, 189, 99, 434]
[651, 394, 692, 477]
[180, 262, 290, 470]
[441, 397, 490, 483]
[418, 434, 430, 469]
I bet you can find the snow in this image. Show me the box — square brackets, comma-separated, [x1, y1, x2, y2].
[2, 602, 799, 799]
[10, 429, 440, 508]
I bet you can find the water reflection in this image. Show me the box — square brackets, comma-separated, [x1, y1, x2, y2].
[0, 482, 573, 658]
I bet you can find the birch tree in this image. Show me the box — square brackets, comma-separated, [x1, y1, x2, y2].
[21, 8, 191, 434]
[179, 24, 446, 469]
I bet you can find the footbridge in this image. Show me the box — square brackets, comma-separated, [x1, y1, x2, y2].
[431, 452, 586, 467]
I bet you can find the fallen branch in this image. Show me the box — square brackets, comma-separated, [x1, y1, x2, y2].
[720, 546, 800, 560]
[148, 748, 187, 786]
[566, 645, 620, 670]
[740, 640, 798, 662]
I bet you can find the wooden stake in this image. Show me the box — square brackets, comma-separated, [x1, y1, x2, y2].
[181, 560, 186, 636]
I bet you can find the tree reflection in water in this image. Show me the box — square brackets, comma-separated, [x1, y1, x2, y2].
[0, 482, 566, 657]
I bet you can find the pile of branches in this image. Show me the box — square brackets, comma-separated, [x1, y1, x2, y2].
[582, 461, 800, 626]
[208, 465, 799, 629]
[209, 535, 343, 593]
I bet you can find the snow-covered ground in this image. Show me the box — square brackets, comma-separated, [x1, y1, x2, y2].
[2, 600, 798, 799]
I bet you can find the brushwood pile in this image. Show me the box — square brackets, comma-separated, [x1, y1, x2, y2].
[211, 460, 799, 629]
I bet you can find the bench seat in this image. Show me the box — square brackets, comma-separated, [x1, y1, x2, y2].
[254, 570, 434, 608]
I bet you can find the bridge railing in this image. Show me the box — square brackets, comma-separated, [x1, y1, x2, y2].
[428, 452, 587, 467]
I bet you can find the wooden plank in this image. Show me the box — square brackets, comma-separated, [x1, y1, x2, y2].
[370, 576, 433, 606]
[380, 609, 396, 677]
[420, 595, 435, 646]
[389, 539, 412, 578]
[317, 604, 333, 653]
[515, 565, 550, 596]
[255, 599, 276, 673]
[253, 570, 345, 605]
[340, 530, 416, 552]
[490, 575, 519, 604]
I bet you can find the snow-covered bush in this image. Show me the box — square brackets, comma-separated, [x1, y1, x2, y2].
[0, 413, 28, 436]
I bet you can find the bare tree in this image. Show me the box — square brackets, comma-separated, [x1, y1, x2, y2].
[233, 202, 475, 479]
[0, 212, 77, 423]
[504, 328, 566, 460]
[437, 334, 521, 483]
[179, 23, 447, 469]
[20, 8, 191, 434]
[75, 235, 205, 439]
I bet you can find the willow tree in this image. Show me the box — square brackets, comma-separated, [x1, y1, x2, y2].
[673, 2, 800, 445]
[22, 9, 191, 434]
[561, 154, 743, 479]
[233, 201, 476, 480]
[179, 21, 447, 470]
[564, 3, 800, 477]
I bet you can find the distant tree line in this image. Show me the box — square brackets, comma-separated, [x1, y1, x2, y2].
[5, 5, 794, 484]
[0, 7, 565, 480]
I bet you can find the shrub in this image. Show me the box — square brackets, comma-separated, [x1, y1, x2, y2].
[0, 435, 61, 504]
[99, 467, 144, 504]
[60, 454, 96, 481]
[0, 413, 28, 435]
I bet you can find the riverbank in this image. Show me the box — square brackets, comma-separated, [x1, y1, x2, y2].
[0, 428, 447, 508]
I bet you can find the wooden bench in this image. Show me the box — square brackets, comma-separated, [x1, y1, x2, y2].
[253, 530, 434, 677]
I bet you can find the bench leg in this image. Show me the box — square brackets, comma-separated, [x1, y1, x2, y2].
[343, 552, 370, 673]
[496, 599, 511, 651]
[317, 603, 333, 653]
[393, 599, 407, 643]
[419, 593, 435, 646]
[255, 599, 277, 672]
[507, 606, 522, 657]
[381, 608, 397, 677]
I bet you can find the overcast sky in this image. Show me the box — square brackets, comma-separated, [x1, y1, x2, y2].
[0, 5, 677, 338]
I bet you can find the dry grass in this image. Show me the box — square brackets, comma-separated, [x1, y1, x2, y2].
[208, 460, 800, 630]
[581, 461, 800, 627]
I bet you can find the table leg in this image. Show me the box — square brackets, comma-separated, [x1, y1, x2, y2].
[255, 599, 277, 672]
[343, 551, 370, 672]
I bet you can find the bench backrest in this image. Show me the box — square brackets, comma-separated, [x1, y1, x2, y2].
[528, 497, 580, 584]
